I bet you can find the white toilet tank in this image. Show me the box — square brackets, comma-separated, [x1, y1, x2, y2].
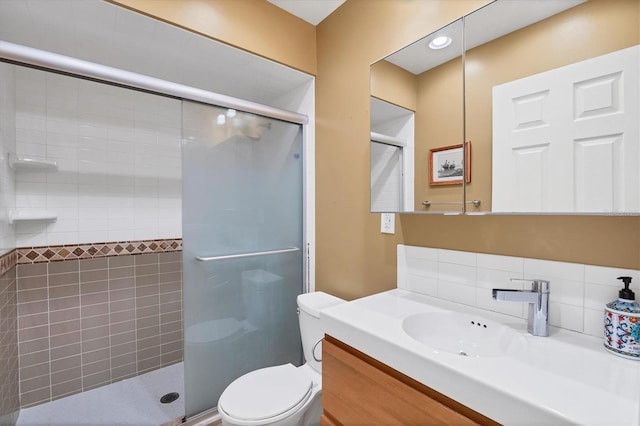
[297, 292, 345, 373]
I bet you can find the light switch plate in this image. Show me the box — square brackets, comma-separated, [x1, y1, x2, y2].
[381, 213, 395, 234]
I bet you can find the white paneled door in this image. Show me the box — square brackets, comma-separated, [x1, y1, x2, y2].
[492, 45, 640, 212]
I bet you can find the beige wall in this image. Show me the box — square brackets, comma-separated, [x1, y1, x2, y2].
[370, 60, 417, 111]
[110, 0, 640, 301]
[109, 0, 317, 75]
[415, 58, 464, 212]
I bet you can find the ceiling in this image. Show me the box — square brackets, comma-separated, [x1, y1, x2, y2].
[0, 0, 313, 107]
[384, 0, 587, 75]
[0, 0, 586, 102]
[267, 0, 346, 25]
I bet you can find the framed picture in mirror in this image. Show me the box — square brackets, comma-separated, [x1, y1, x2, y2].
[429, 141, 470, 186]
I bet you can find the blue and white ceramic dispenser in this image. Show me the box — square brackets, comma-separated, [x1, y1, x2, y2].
[604, 276, 640, 359]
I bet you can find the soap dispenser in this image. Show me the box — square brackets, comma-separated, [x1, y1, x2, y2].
[604, 276, 640, 359]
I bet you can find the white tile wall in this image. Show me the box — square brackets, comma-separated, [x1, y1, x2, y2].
[13, 66, 182, 247]
[0, 63, 16, 254]
[370, 142, 402, 212]
[397, 244, 640, 338]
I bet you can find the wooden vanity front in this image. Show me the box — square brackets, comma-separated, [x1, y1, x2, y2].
[321, 335, 499, 425]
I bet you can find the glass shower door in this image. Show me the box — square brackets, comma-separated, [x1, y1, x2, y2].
[181, 101, 304, 417]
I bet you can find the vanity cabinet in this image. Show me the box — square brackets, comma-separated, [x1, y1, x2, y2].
[321, 335, 499, 426]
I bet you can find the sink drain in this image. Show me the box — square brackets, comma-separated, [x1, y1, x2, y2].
[458, 350, 468, 356]
[160, 392, 180, 404]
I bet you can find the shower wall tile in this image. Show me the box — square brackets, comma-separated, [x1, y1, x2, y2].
[0, 65, 18, 426]
[0, 261, 19, 426]
[0, 63, 17, 262]
[17, 239, 182, 264]
[13, 66, 182, 247]
[16, 252, 183, 408]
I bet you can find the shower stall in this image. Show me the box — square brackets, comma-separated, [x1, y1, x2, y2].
[0, 1, 314, 424]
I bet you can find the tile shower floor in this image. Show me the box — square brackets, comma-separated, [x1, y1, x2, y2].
[17, 362, 184, 426]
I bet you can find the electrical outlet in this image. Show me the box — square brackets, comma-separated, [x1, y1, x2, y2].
[381, 213, 395, 234]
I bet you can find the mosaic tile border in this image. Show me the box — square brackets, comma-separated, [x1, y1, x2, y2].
[0, 249, 17, 276]
[17, 238, 182, 264]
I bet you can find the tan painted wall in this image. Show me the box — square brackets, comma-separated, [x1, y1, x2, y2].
[370, 60, 417, 111]
[109, 0, 317, 75]
[415, 58, 464, 212]
[316, 0, 640, 300]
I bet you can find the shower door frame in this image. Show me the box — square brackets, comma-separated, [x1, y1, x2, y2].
[181, 100, 310, 417]
[0, 40, 317, 420]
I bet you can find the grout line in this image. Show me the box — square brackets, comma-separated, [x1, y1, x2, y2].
[133, 254, 138, 381]
[107, 259, 114, 387]
[45, 256, 52, 404]
[19, 372, 52, 388]
[80, 361, 111, 376]
[50, 387, 83, 402]
[158, 318, 182, 327]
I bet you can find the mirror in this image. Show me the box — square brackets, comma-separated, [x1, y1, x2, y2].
[370, 0, 640, 214]
[465, 0, 639, 213]
[370, 98, 414, 212]
[370, 19, 464, 213]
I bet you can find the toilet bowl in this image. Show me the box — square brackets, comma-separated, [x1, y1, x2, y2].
[217, 291, 345, 426]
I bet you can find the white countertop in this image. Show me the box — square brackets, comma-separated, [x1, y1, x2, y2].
[320, 289, 640, 425]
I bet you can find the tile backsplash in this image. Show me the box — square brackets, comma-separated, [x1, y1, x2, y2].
[16, 251, 183, 407]
[397, 244, 640, 338]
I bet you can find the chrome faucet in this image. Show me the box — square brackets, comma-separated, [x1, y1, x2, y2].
[492, 279, 550, 337]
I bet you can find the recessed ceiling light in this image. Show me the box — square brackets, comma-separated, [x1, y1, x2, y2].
[429, 36, 452, 50]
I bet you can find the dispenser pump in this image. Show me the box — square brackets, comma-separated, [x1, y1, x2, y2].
[617, 276, 635, 301]
[605, 276, 640, 359]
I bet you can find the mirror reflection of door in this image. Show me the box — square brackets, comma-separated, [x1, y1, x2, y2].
[492, 46, 639, 212]
[465, 0, 640, 213]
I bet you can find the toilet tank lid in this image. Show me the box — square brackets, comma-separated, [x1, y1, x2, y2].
[297, 291, 345, 318]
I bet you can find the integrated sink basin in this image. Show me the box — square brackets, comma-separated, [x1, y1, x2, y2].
[321, 289, 640, 424]
[401, 311, 527, 357]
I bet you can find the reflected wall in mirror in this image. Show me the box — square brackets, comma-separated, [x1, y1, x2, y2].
[465, 0, 640, 213]
[370, 19, 464, 213]
[370, 98, 414, 212]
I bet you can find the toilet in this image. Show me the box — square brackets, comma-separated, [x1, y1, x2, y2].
[218, 291, 345, 426]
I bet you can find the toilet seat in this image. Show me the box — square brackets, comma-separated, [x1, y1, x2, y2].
[218, 363, 314, 423]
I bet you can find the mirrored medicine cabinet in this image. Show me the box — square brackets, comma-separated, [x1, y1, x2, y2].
[370, 0, 640, 215]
